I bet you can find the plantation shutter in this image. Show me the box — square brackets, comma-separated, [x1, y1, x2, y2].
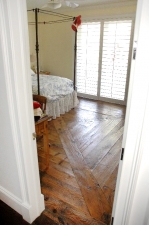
[100, 20, 132, 101]
[76, 22, 100, 96]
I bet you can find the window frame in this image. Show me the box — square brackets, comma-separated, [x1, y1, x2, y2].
[76, 14, 135, 105]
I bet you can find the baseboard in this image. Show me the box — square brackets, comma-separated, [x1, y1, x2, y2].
[0, 186, 45, 223]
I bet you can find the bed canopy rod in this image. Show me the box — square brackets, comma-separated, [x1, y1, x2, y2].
[27, 8, 74, 19]
[28, 8, 80, 95]
[28, 18, 73, 25]
[28, 9, 74, 26]
[39, 9, 73, 18]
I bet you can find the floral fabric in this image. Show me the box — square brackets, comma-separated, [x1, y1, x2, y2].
[31, 74, 78, 119]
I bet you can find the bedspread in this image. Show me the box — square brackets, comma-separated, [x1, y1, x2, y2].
[31, 74, 78, 119]
[32, 74, 74, 97]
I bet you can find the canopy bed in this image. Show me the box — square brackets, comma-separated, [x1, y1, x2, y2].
[32, 72, 78, 119]
[28, 8, 81, 118]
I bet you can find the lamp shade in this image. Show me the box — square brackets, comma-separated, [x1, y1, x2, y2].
[41, 1, 62, 9]
[47, 2, 62, 9]
[65, 1, 79, 8]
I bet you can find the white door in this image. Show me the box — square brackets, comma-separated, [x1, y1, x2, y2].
[111, 0, 149, 224]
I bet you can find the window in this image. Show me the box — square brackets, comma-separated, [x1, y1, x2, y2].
[76, 19, 133, 104]
[76, 22, 100, 96]
[100, 20, 132, 101]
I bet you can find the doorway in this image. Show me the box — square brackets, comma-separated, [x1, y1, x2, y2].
[38, 97, 126, 225]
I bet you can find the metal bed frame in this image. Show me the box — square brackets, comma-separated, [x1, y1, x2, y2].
[28, 8, 77, 94]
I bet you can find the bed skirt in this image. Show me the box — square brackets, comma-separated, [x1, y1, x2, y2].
[46, 90, 79, 119]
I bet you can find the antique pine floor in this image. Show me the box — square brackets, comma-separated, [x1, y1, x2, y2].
[37, 97, 126, 225]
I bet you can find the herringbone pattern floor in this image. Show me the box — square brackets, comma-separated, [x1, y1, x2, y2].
[37, 97, 126, 225]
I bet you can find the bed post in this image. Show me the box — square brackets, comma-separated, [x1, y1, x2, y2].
[74, 31, 77, 90]
[35, 8, 40, 95]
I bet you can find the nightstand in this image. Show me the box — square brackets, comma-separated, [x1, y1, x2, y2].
[39, 71, 50, 75]
[35, 115, 52, 171]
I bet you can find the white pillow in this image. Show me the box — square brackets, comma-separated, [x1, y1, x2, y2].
[30, 69, 35, 74]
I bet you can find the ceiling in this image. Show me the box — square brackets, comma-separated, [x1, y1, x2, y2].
[26, 0, 136, 10]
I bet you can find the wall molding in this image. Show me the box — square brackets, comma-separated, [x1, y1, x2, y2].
[0, 185, 44, 222]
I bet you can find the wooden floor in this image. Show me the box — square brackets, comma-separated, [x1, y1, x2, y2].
[37, 97, 126, 225]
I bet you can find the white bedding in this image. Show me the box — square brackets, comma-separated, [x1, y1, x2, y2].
[31, 74, 78, 119]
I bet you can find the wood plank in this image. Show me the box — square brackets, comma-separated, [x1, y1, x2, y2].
[48, 159, 75, 177]
[58, 160, 75, 176]
[44, 196, 106, 225]
[41, 172, 81, 195]
[61, 110, 81, 127]
[41, 175, 89, 214]
[71, 120, 106, 148]
[93, 136, 123, 185]
[46, 162, 79, 189]
[49, 145, 65, 156]
[67, 110, 104, 139]
[44, 209, 77, 225]
[79, 119, 113, 152]
[37, 146, 66, 164]
[101, 166, 119, 206]
[49, 153, 67, 165]
[78, 98, 126, 118]
[70, 121, 99, 140]
[33, 213, 58, 225]
[103, 165, 119, 190]
[76, 120, 99, 139]
[82, 119, 122, 156]
[84, 120, 124, 170]
[48, 134, 62, 147]
[53, 117, 111, 222]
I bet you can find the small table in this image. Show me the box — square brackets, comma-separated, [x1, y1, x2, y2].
[39, 71, 50, 75]
[35, 115, 52, 170]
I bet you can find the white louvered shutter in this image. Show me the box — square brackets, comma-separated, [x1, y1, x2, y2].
[76, 22, 100, 96]
[100, 20, 132, 101]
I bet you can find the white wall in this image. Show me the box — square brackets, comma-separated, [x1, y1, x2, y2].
[0, 0, 44, 223]
[27, 2, 137, 81]
[39, 17, 74, 79]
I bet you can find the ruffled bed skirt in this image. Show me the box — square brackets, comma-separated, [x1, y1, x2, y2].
[46, 90, 79, 119]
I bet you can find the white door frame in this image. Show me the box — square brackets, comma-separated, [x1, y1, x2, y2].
[0, 0, 44, 223]
[112, 0, 149, 224]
